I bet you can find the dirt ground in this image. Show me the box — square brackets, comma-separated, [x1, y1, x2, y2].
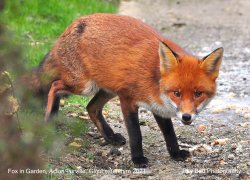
[50, 0, 250, 179]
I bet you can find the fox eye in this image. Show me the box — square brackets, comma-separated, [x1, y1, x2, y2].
[194, 91, 203, 98]
[173, 91, 181, 98]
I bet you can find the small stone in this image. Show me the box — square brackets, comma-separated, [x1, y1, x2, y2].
[72, 103, 81, 107]
[68, 112, 78, 117]
[228, 154, 235, 159]
[213, 148, 220, 154]
[100, 140, 109, 146]
[244, 113, 250, 119]
[83, 111, 88, 116]
[78, 148, 87, 154]
[231, 161, 238, 167]
[239, 172, 250, 179]
[235, 144, 243, 154]
[227, 92, 236, 98]
[76, 166, 82, 169]
[231, 144, 237, 151]
[139, 120, 147, 126]
[87, 132, 101, 139]
[215, 41, 222, 46]
[95, 151, 102, 156]
[109, 147, 121, 156]
[243, 47, 250, 53]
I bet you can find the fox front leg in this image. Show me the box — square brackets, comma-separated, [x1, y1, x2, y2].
[119, 98, 148, 168]
[153, 114, 191, 160]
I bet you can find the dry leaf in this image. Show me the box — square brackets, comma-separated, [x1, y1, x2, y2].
[197, 124, 206, 133]
[213, 138, 229, 146]
[219, 159, 225, 165]
[68, 112, 78, 117]
[239, 123, 250, 127]
[74, 138, 83, 143]
[60, 99, 65, 106]
[68, 142, 82, 148]
[78, 115, 89, 120]
[103, 111, 108, 115]
[6, 96, 19, 115]
[189, 144, 212, 155]
[212, 108, 225, 113]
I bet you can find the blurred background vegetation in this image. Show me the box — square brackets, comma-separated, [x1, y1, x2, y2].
[3, 0, 117, 67]
[0, 0, 117, 179]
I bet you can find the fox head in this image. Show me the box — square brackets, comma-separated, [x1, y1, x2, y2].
[159, 41, 223, 125]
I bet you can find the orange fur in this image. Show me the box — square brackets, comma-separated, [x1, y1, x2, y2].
[49, 14, 186, 104]
[36, 13, 223, 122]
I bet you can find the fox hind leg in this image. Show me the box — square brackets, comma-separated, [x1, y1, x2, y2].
[50, 93, 61, 116]
[87, 89, 126, 146]
[45, 80, 71, 122]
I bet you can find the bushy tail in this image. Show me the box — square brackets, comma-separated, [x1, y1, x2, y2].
[20, 52, 59, 100]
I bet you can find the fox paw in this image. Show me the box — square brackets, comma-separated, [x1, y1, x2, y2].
[132, 156, 148, 168]
[170, 150, 191, 161]
[109, 133, 126, 146]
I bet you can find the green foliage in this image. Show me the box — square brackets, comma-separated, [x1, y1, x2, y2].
[67, 96, 90, 106]
[18, 107, 58, 150]
[2, 0, 117, 67]
[86, 152, 95, 160]
[69, 119, 88, 137]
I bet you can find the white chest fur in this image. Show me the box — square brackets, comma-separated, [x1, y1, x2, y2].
[137, 94, 177, 118]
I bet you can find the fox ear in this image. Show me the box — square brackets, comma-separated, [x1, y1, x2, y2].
[200, 47, 223, 80]
[159, 41, 179, 73]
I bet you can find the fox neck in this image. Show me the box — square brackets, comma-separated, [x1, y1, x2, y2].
[137, 93, 177, 118]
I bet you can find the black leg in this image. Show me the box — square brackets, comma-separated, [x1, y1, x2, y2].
[153, 114, 190, 161]
[87, 90, 126, 146]
[51, 93, 61, 116]
[120, 99, 148, 168]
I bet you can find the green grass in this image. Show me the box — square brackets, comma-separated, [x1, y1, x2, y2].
[2, 0, 117, 67]
[67, 96, 90, 106]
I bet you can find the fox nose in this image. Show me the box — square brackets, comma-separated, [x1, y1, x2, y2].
[182, 113, 191, 121]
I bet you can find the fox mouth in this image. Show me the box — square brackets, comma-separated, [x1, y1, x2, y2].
[181, 120, 193, 125]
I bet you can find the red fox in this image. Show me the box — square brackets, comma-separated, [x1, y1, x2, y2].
[31, 13, 223, 167]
